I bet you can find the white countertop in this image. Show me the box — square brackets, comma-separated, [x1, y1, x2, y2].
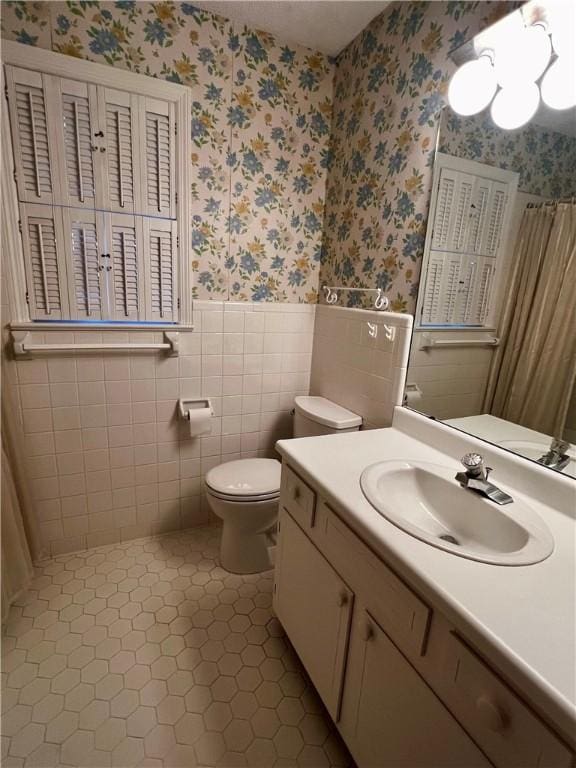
[276, 410, 576, 744]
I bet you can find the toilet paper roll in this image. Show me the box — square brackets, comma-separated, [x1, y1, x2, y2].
[188, 406, 212, 437]
[404, 383, 423, 408]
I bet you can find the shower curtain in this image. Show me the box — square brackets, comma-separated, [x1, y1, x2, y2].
[484, 201, 576, 437]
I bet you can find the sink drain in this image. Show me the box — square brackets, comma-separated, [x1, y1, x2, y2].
[439, 533, 460, 546]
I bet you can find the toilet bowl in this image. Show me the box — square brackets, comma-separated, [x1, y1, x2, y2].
[205, 458, 281, 574]
[206, 397, 362, 574]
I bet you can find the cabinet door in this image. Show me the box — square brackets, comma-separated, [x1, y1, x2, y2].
[20, 204, 70, 321]
[56, 77, 98, 209]
[5, 66, 60, 205]
[97, 87, 141, 214]
[341, 610, 490, 768]
[274, 509, 353, 720]
[140, 97, 176, 218]
[61, 209, 107, 321]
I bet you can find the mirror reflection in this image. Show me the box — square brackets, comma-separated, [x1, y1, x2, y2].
[407, 105, 576, 477]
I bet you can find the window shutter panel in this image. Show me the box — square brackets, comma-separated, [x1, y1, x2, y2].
[143, 218, 178, 322]
[470, 257, 496, 326]
[98, 88, 140, 214]
[431, 170, 457, 251]
[483, 183, 508, 257]
[5, 66, 59, 205]
[62, 209, 106, 320]
[106, 214, 145, 321]
[19, 205, 69, 320]
[420, 253, 445, 325]
[140, 97, 176, 218]
[466, 180, 490, 255]
[55, 78, 98, 208]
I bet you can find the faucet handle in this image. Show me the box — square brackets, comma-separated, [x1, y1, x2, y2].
[461, 453, 484, 472]
[550, 438, 570, 455]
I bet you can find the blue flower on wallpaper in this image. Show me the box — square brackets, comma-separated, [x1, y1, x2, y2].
[252, 285, 273, 300]
[191, 118, 207, 140]
[367, 63, 386, 92]
[242, 151, 263, 175]
[419, 92, 444, 125]
[56, 15, 70, 33]
[402, 232, 424, 259]
[271, 255, 285, 270]
[192, 230, 208, 249]
[411, 54, 433, 86]
[255, 187, 276, 208]
[89, 29, 120, 54]
[280, 47, 295, 66]
[205, 198, 221, 214]
[116, 1, 136, 9]
[258, 78, 280, 101]
[143, 18, 167, 45]
[228, 32, 240, 51]
[275, 158, 289, 174]
[240, 252, 258, 274]
[245, 33, 267, 64]
[228, 106, 248, 128]
[299, 69, 317, 91]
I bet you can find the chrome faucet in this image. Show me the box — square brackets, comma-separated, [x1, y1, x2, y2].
[455, 453, 513, 505]
[537, 438, 571, 472]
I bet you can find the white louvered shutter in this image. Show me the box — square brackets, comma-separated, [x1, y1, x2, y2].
[56, 78, 98, 208]
[469, 257, 496, 326]
[482, 182, 508, 257]
[140, 97, 176, 218]
[106, 214, 145, 321]
[62, 209, 107, 320]
[431, 169, 474, 252]
[98, 88, 140, 214]
[6, 66, 59, 205]
[19, 205, 69, 320]
[420, 253, 462, 326]
[143, 218, 178, 322]
[466, 180, 490, 255]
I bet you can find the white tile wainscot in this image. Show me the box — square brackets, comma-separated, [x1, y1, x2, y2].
[310, 305, 412, 428]
[12, 301, 316, 556]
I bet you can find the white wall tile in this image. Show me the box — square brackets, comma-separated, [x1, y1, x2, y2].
[14, 301, 316, 555]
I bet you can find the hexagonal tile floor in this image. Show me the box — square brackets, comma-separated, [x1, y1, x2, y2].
[1, 525, 354, 767]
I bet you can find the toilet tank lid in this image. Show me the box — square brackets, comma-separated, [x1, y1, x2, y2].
[294, 396, 362, 429]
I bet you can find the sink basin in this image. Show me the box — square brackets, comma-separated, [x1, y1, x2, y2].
[360, 460, 554, 565]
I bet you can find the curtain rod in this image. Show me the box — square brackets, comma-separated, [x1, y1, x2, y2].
[527, 197, 576, 209]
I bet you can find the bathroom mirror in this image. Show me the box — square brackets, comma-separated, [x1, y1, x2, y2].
[406, 99, 576, 478]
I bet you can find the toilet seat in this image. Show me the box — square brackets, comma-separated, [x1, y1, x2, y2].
[205, 458, 281, 501]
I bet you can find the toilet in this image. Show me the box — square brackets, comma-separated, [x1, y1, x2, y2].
[205, 396, 362, 574]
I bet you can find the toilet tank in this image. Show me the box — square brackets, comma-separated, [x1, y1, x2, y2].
[293, 396, 362, 437]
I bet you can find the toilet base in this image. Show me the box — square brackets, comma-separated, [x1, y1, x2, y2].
[206, 492, 278, 574]
[220, 525, 274, 574]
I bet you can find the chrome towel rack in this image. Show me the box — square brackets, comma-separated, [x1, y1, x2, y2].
[419, 333, 499, 350]
[12, 330, 180, 357]
[322, 285, 389, 311]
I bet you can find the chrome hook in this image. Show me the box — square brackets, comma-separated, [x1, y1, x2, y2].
[374, 289, 388, 311]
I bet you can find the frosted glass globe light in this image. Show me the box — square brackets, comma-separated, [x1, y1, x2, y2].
[541, 57, 576, 110]
[494, 24, 552, 86]
[490, 82, 540, 130]
[448, 56, 497, 116]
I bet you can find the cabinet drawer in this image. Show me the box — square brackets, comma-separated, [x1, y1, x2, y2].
[443, 635, 573, 768]
[280, 465, 316, 529]
[320, 501, 431, 658]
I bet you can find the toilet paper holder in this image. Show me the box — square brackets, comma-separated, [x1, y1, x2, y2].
[178, 398, 214, 421]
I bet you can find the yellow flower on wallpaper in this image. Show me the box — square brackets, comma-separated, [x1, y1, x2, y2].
[174, 57, 194, 78]
[154, 3, 176, 23]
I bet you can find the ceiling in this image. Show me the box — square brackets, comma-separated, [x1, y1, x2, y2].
[192, 1, 391, 56]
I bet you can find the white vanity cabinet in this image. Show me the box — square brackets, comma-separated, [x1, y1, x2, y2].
[342, 608, 489, 767]
[274, 509, 353, 721]
[273, 463, 575, 768]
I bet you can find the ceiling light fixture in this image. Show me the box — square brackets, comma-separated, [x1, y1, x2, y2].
[490, 82, 541, 130]
[448, 54, 498, 116]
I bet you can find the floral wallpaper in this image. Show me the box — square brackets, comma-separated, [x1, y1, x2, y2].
[1, 1, 333, 303]
[439, 108, 576, 199]
[320, 1, 520, 313]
